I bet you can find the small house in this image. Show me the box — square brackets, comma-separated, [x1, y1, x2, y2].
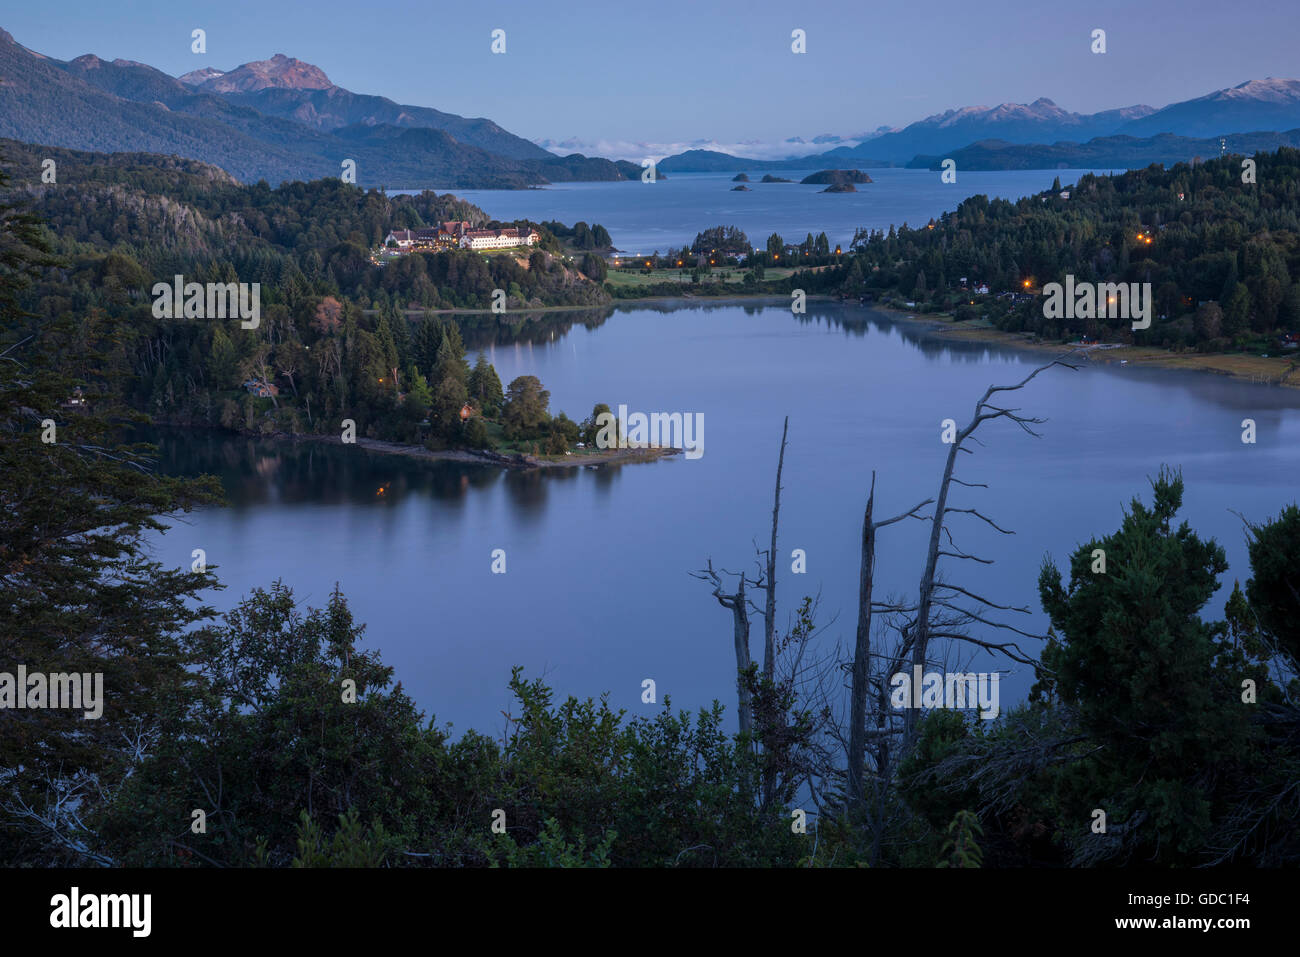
[243, 378, 279, 398]
[60, 386, 87, 409]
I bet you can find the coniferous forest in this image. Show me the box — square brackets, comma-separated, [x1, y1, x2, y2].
[3, 144, 1298, 869]
[834, 150, 1300, 354]
[7, 7, 1300, 946]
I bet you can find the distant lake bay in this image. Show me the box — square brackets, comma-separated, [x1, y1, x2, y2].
[394, 168, 1114, 255]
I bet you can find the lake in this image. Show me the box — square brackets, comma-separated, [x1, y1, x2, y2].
[147, 301, 1300, 736]
[396, 168, 1114, 256]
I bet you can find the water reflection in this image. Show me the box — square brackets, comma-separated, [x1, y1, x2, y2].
[140, 301, 1300, 737]
[152, 432, 514, 508]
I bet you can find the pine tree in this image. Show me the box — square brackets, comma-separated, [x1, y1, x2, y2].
[1037, 468, 1250, 864]
[373, 313, 400, 375]
[432, 322, 469, 386]
[1223, 282, 1252, 336]
[431, 375, 468, 442]
[406, 370, 434, 418]
[467, 353, 504, 416]
[413, 319, 443, 380]
[1244, 504, 1300, 669]
[0, 171, 222, 864]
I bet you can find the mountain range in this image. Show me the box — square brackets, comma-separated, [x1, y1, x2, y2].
[907, 128, 1300, 171]
[827, 98, 1159, 164]
[0, 29, 626, 188]
[656, 80, 1300, 172]
[3, 24, 1300, 186]
[173, 54, 553, 161]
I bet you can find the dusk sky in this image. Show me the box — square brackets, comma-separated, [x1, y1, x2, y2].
[6, 0, 1297, 156]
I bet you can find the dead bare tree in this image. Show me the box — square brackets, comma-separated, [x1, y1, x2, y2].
[239, 344, 279, 409]
[812, 353, 1081, 863]
[761, 592, 842, 816]
[691, 560, 754, 739]
[757, 417, 789, 683]
[694, 360, 1078, 845]
[750, 416, 789, 808]
[901, 353, 1080, 746]
[693, 418, 822, 813]
[847, 472, 933, 812]
[0, 719, 161, 867]
[693, 419, 788, 745]
[275, 341, 303, 398]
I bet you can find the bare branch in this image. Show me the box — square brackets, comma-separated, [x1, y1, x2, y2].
[928, 631, 1038, 666]
[872, 498, 935, 530]
[944, 507, 1016, 535]
[937, 549, 994, 564]
[934, 583, 1033, 614]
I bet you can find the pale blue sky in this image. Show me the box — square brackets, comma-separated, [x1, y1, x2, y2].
[6, 0, 1297, 147]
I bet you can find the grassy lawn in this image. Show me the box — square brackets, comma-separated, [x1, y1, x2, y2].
[935, 312, 996, 328]
[477, 419, 649, 459]
[481, 420, 562, 456]
[1123, 348, 1300, 382]
[925, 319, 1300, 385]
[605, 266, 800, 288]
[373, 246, 534, 263]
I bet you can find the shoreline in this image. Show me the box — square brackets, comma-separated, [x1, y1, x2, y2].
[863, 302, 1300, 390]
[381, 294, 1300, 393]
[369, 292, 804, 317]
[286, 433, 682, 470]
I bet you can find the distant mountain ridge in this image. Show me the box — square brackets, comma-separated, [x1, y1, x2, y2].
[178, 54, 332, 93]
[1117, 78, 1300, 139]
[841, 98, 1157, 163]
[907, 128, 1300, 171]
[657, 80, 1300, 172]
[174, 53, 553, 161]
[6, 23, 1300, 183]
[0, 27, 619, 188]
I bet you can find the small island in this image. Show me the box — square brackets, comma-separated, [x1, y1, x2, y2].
[731, 185, 751, 191]
[822, 183, 857, 193]
[760, 174, 793, 183]
[612, 159, 667, 180]
[732, 173, 751, 182]
[801, 169, 873, 186]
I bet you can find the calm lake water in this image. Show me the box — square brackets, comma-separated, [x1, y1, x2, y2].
[398, 168, 1114, 255]
[147, 302, 1300, 736]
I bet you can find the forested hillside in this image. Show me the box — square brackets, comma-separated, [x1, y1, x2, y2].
[1, 142, 609, 444]
[0, 29, 628, 189]
[2, 135, 1298, 873]
[839, 148, 1300, 351]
